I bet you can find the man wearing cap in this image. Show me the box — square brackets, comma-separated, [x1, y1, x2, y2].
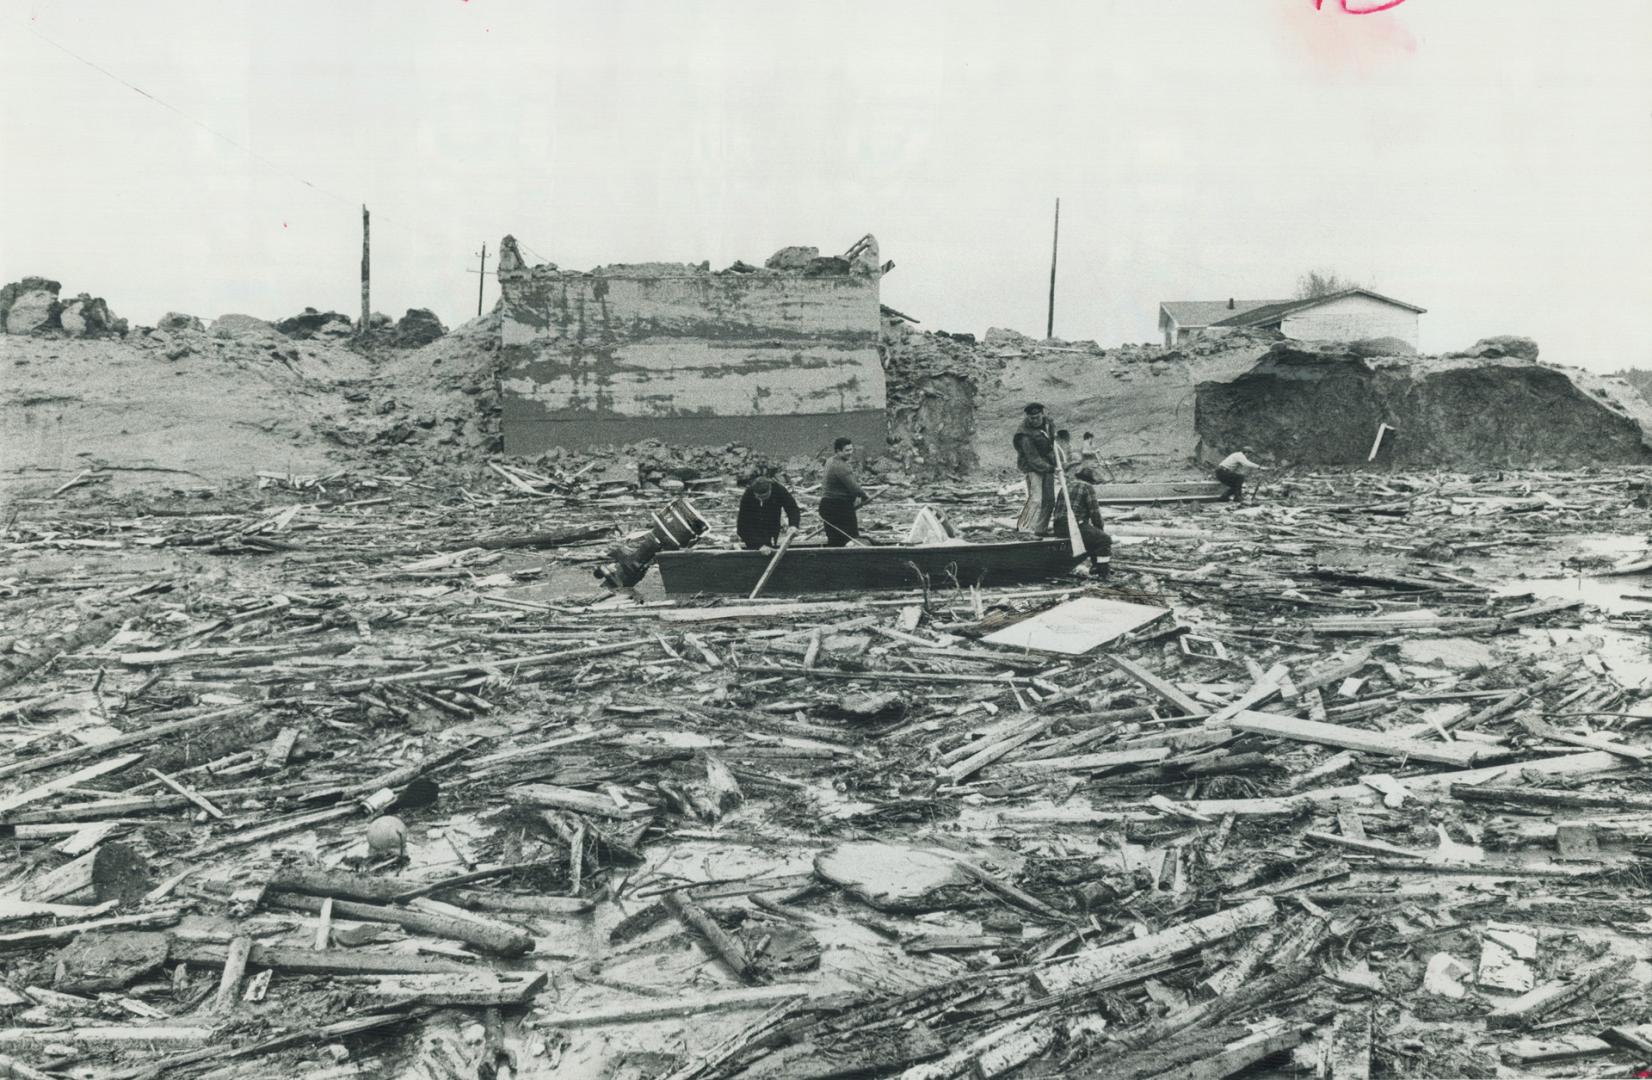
[1013, 403, 1058, 536]
[1215, 447, 1267, 503]
[736, 475, 801, 551]
[1054, 463, 1112, 577]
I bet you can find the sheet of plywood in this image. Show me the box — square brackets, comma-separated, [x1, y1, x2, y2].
[982, 597, 1168, 655]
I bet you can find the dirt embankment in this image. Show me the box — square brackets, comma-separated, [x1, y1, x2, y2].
[0, 306, 502, 503]
[881, 319, 1277, 478]
[1196, 340, 1652, 468]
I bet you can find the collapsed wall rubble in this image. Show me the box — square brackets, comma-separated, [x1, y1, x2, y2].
[1195, 339, 1652, 468]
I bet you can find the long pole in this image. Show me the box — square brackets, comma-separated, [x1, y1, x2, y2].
[359, 205, 370, 335]
[475, 242, 489, 316]
[748, 528, 795, 600]
[1046, 197, 1060, 340]
[1053, 443, 1085, 558]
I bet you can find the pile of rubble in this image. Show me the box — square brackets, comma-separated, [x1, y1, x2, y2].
[4, 463, 1652, 1077]
[1, 278, 128, 339]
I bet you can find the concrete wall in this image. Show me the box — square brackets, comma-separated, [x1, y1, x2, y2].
[499, 252, 886, 455]
[1281, 294, 1419, 347]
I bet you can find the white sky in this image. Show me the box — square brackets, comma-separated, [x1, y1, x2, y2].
[3, 1, 1649, 367]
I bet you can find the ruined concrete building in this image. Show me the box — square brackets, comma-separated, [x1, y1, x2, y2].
[497, 235, 887, 455]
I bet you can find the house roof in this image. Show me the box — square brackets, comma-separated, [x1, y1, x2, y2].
[1159, 300, 1289, 329]
[1212, 288, 1426, 328]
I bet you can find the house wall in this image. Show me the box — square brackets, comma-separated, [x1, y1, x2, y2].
[498, 260, 886, 455]
[1280, 294, 1419, 347]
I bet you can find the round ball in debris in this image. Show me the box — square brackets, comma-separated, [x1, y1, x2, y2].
[366, 815, 408, 855]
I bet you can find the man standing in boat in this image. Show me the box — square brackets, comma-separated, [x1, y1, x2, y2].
[820, 437, 870, 547]
[1054, 463, 1112, 578]
[736, 475, 801, 551]
[1013, 403, 1057, 536]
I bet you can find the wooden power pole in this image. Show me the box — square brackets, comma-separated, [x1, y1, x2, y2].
[359, 204, 370, 335]
[1046, 197, 1060, 340]
[471, 242, 490, 317]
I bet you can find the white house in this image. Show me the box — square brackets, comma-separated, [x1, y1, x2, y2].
[1158, 298, 1288, 347]
[1159, 289, 1426, 349]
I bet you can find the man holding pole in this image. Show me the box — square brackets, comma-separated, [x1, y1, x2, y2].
[819, 437, 870, 547]
[736, 475, 800, 551]
[1013, 403, 1058, 536]
[1054, 463, 1112, 578]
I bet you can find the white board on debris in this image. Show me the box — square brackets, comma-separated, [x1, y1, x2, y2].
[982, 597, 1169, 655]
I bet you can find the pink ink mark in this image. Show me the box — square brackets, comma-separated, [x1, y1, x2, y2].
[1313, 0, 1408, 12]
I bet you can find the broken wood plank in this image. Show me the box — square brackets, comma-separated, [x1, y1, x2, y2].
[1109, 655, 1208, 718]
[1486, 956, 1632, 1029]
[1326, 1008, 1372, 1079]
[168, 940, 472, 976]
[330, 639, 650, 692]
[538, 985, 813, 1028]
[1031, 897, 1277, 995]
[0, 705, 259, 782]
[992, 746, 1170, 776]
[1230, 711, 1496, 767]
[509, 783, 656, 821]
[1184, 750, 1630, 817]
[1143, 1021, 1308, 1080]
[0, 907, 182, 949]
[663, 891, 754, 982]
[0, 753, 145, 814]
[267, 891, 533, 956]
[359, 971, 547, 1007]
[212, 937, 252, 1013]
[146, 767, 227, 819]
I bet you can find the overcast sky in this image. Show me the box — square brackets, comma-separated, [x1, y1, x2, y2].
[3, 1, 1648, 367]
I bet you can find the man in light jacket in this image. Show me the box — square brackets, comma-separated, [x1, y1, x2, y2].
[1013, 403, 1057, 535]
[1215, 447, 1267, 503]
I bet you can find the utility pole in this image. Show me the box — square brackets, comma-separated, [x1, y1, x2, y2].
[359, 204, 370, 336]
[470, 242, 490, 317]
[1046, 197, 1060, 340]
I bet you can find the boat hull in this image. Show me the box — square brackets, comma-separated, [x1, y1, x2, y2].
[655, 540, 1083, 596]
[1089, 481, 1226, 505]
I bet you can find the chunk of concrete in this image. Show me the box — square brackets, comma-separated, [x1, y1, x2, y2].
[0, 276, 62, 334]
[393, 307, 447, 347]
[158, 312, 205, 332]
[764, 245, 818, 271]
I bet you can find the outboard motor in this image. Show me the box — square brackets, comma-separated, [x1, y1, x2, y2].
[595, 497, 709, 589]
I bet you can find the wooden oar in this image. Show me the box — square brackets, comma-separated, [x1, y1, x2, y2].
[1052, 444, 1086, 557]
[748, 528, 796, 599]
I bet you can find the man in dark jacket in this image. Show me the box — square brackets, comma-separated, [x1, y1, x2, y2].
[1053, 464, 1112, 577]
[1013, 403, 1057, 536]
[736, 476, 801, 550]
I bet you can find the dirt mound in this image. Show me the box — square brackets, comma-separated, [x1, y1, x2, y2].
[1195, 341, 1652, 468]
[0, 311, 507, 503]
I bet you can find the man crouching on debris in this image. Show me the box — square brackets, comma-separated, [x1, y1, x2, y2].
[736, 475, 800, 551]
[1215, 447, 1268, 503]
[1014, 403, 1057, 535]
[820, 437, 870, 546]
[1056, 464, 1112, 577]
